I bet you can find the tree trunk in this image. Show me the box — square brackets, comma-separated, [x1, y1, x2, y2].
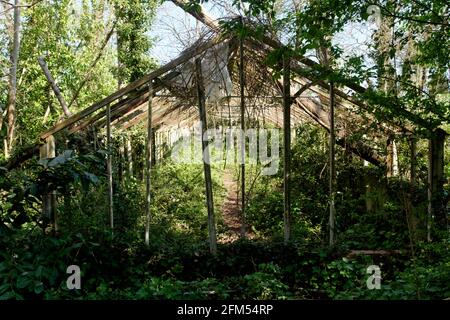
[427, 128, 447, 241]
[68, 20, 117, 109]
[38, 56, 72, 117]
[5, 0, 21, 157]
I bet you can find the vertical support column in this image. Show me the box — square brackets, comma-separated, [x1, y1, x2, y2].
[93, 127, 98, 151]
[157, 132, 161, 161]
[151, 130, 156, 166]
[145, 81, 153, 246]
[283, 54, 291, 244]
[239, 34, 246, 236]
[126, 133, 133, 178]
[118, 135, 124, 183]
[410, 136, 417, 187]
[329, 81, 336, 246]
[40, 135, 57, 233]
[195, 58, 217, 254]
[106, 103, 114, 231]
[386, 136, 399, 178]
[407, 135, 418, 239]
[427, 128, 446, 241]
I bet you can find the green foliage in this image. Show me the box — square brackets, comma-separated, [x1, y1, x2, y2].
[0, 149, 105, 231]
[0, 231, 99, 300]
[0, 0, 448, 302]
[0, 0, 159, 153]
[114, 0, 159, 82]
[134, 277, 230, 300]
[12, 0, 118, 146]
[243, 263, 290, 300]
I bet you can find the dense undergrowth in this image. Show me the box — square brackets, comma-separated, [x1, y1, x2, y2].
[0, 124, 449, 300]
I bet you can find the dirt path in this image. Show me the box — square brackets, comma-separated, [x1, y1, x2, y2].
[218, 169, 253, 243]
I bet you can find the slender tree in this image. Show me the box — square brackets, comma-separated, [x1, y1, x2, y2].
[4, 0, 21, 157]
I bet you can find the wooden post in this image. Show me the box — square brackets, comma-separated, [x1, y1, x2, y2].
[151, 130, 156, 166]
[410, 136, 417, 187]
[38, 56, 72, 117]
[407, 135, 418, 240]
[156, 132, 160, 161]
[126, 133, 133, 178]
[145, 82, 153, 246]
[283, 55, 291, 244]
[106, 103, 114, 231]
[427, 128, 447, 241]
[40, 135, 57, 232]
[239, 34, 246, 236]
[195, 58, 217, 254]
[118, 135, 124, 183]
[386, 136, 399, 177]
[329, 81, 336, 246]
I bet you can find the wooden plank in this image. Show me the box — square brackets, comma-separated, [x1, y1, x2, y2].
[68, 88, 145, 134]
[97, 72, 181, 128]
[195, 58, 217, 254]
[40, 34, 223, 140]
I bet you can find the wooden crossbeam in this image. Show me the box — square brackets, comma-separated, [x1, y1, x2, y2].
[39, 33, 224, 140]
[171, 0, 435, 131]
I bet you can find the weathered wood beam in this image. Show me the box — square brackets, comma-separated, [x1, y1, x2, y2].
[106, 102, 113, 231]
[283, 55, 291, 244]
[173, 0, 434, 131]
[329, 81, 336, 247]
[195, 58, 217, 254]
[69, 71, 180, 134]
[239, 33, 246, 237]
[145, 82, 153, 246]
[39, 135, 57, 233]
[295, 98, 384, 167]
[39, 33, 223, 140]
[3, 144, 40, 170]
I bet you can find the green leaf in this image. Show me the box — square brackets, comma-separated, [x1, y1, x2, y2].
[16, 276, 32, 289]
[0, 291, 16, 300]
[34, 282, 44, 294]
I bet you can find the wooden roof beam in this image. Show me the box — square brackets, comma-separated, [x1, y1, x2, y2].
[39, 32, 225, 140]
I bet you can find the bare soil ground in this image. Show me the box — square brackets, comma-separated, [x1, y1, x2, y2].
[217, 169, 254, 244]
